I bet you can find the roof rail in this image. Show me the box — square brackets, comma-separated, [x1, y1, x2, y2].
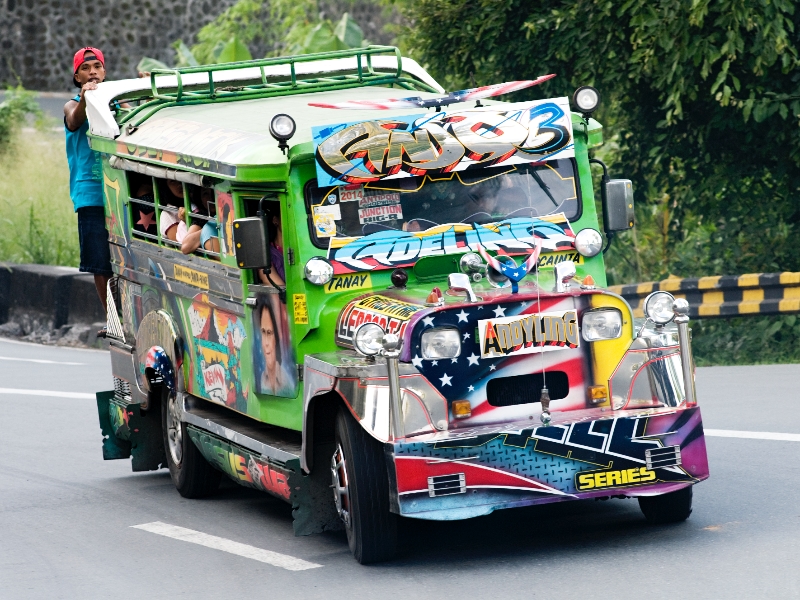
[113, 46, 438, 131]
[149, 45, 404, 102]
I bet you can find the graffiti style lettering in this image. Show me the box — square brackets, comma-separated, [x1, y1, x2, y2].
[335, 294, 425, 346]
[313, 99, 574, 188]
[479, 310, 579, 358]
[327, 215, 575, 274]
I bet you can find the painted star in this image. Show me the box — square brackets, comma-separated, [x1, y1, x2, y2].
[431, 360, 438, 366]
[463, 331, 471, 341]
[489, 364, 497, 371]
[411, 355, 423, 369]
[439, 373, 452, 387]
[422, 315, 435, 327]
[467, 353, 480, 366]
[456, 309, 469, 323]
[493, 305, 506, 318]
[468, 385, 475, 392]
[137, 210, 155, 230]
[451, 357, 458, 364]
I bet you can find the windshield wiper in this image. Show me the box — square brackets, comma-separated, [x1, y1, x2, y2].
[530, 169, 559, 208]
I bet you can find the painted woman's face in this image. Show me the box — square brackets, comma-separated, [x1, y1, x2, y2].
[260, 308, 277, 373]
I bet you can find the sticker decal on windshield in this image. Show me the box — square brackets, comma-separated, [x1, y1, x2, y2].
[312, 98, 574, 188]
[358, 192, 403, 224]
[326, 213, 575, 274]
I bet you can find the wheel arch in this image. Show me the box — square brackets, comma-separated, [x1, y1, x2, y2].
[135, 309, 184, 409]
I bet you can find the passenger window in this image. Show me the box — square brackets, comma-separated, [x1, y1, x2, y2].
[127, 173, 220, 261]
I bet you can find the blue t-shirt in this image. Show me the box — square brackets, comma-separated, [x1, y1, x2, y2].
[65, 95, 103, 212]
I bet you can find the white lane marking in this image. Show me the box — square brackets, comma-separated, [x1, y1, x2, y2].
[0, 388, 95, 399]
[705, 429, 800, 442]
[130, 522, 322, 571]
[0, 356, 85, 365]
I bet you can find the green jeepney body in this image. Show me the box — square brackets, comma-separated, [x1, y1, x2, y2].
[89, 47, 707, 538]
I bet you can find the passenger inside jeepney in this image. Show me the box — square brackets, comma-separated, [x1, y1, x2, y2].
[180, 186, 220, 255]
[257, 210, 285, 287]
[158, 179, 189, 242]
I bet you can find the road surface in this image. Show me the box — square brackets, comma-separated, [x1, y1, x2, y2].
[1, 338, 798, 599]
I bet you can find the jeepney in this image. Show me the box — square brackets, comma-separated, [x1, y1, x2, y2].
[87, 47, 709, 564]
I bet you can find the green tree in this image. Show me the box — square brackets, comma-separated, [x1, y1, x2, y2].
[398, 0, 800, 283]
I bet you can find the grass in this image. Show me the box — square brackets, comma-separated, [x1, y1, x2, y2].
[0, 128, 78, 267]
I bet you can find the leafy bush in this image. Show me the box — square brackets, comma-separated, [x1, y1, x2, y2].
[0, 86, 42, 154]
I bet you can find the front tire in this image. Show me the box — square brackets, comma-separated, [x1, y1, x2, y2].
[638, 485, 693, 524]
[332, 408, 398, 564]
[161, 387, 221, 498]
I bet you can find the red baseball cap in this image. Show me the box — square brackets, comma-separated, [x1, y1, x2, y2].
[73, 47, 105, 74]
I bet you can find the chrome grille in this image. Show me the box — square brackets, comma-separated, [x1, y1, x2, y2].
[113, 377, 132, 403]
[427, 473, 466, 497]
[645, 445, 682, 469]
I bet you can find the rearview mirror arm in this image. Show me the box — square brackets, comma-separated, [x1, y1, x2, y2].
[588, 158, 614, 254]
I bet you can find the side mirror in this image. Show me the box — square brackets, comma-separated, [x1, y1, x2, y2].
[232, 217, 269, 269]
[603, 179, 635, 232]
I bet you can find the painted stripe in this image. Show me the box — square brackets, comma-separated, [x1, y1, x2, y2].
[130, 522, 322, 571]
[705, 429, 800, 442]
[0, 388, 95, 399]
[0, 356, 85, 365]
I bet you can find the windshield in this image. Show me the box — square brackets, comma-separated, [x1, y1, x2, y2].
[306, 159, 579, 246]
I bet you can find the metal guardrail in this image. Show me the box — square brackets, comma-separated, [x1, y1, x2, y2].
[609, 272, 800, 319]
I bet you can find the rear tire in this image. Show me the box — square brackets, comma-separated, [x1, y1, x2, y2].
[638, 485, 693, 524]
[332, 408, 398, 564]
[161, 387, 221, 498]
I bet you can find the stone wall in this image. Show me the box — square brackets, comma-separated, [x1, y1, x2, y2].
[0, 0, 398, 92]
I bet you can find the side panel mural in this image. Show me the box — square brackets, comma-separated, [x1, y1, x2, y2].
[187, 293, 248, 411]
[252, 293, 298, 398]
[216, 192, 235, 256]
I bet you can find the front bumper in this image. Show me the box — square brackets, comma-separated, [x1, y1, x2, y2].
[390, 405, 708, 520]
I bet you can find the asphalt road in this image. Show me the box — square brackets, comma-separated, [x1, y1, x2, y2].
[1, 338, 799, 599]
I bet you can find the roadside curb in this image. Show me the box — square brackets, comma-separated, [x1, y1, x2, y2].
[0, 263, 107, 348]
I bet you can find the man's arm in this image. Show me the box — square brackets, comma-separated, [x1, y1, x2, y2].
[64, 81, 99, 132]
[181, 224, 203, 254]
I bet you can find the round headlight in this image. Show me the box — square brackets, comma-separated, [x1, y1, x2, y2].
[269, 114, 296, 140]
[643, 291, 676, 324]
[574, 228, 603, 257]
[573, 86, 600, 115]
[353, 323, 384, 356]
[304, 257, 334, 286]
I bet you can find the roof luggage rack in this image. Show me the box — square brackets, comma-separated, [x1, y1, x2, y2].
[117, 46, 438, 129]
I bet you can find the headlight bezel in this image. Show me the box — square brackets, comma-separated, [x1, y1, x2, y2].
[420, 326, 462, 360]
[353, 322, 385, 356]
[581, 308, 623, 341]
[643, 291, 676, 325]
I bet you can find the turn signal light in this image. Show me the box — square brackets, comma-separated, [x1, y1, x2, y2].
[452, 400, 472, 419]
[588, 385, 607, 404]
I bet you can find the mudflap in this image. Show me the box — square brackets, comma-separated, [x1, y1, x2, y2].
[291, 440, 344, 536]
[96, 391, 131, 460]
[96, 391, 166, 471]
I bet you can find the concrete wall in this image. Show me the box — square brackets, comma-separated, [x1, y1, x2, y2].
[0, 0, 398, 92]
[0, 263, 107, 346]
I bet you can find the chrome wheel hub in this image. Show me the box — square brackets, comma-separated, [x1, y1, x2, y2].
[166, 391, 183, 465]
[331, 443, 351, 528]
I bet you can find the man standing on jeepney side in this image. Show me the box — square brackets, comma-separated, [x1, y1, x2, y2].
[64, 47, 113, 322]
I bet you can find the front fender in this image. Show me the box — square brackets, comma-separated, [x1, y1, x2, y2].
[135, 309, 183, 405]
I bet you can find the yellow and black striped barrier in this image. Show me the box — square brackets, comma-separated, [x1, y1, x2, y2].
[609, 272, 800, 319]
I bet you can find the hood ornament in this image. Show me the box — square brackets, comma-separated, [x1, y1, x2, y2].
[477, 239, 542, 293]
